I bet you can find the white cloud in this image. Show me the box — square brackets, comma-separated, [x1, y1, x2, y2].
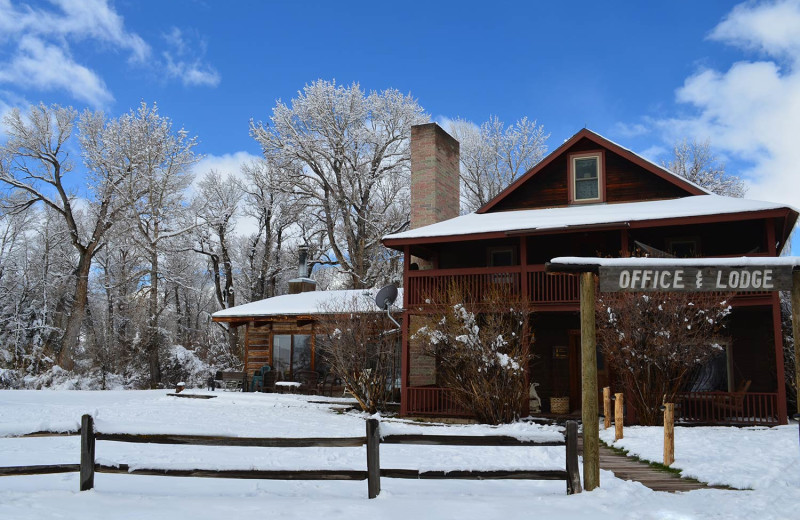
[710, 0, 800, 64]
[0, 36, 113, 107]
[652, 0, 800, 208]
[162, 27, 221, 88]
[0, 0, 149, 62]
[192, 151, 261, 182]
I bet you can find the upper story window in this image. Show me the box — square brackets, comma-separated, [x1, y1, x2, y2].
[569, 151, 604, 204]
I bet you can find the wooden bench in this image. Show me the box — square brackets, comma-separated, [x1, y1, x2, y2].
[214, 371, 247, 391]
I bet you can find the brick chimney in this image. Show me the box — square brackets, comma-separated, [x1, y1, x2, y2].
[410, 123, 460, 230]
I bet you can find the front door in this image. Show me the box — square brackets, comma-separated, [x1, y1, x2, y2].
[568, 330, 609, 413]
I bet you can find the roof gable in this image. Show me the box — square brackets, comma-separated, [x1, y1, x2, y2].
[478, 128, 709, 214]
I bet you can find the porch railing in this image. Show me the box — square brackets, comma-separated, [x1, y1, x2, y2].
[405, 387, 470, 417]
[406, 265, 578, 307]
[675, 391, 779, 426]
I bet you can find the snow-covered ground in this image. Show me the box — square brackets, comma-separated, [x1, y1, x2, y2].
[1, 390, 799, 520]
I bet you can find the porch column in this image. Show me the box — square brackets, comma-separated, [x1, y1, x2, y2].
[520, 236, 530, 416]
[766, 220, 788, 425]
[401, 245, 410, 416]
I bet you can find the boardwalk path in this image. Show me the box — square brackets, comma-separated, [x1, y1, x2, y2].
[578, 436, 724, 492]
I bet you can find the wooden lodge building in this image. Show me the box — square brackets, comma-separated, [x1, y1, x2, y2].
[382, 124, 798, 426]
[214, 123, 797, 426]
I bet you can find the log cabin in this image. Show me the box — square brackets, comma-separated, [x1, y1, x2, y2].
[382, 123, 798, 426]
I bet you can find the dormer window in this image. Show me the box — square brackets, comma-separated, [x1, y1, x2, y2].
[569, 151, 605, 204]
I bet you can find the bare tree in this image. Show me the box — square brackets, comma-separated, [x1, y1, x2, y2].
[239, 159, 295, 301]
[663, 138, 746, 197]
[194, 170, 242, 354]
[412, 284, 532, 424]
[449, 116, 549, 212]
[596, 291, 731, 425]
[117, 103, 199, 387]
[251, 80, 428, 289]
[0, 104, 135, 367]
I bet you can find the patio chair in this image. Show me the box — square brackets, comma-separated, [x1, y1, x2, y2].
[261, 370, 278, 393]
[250, 365, 271, 392]
[296, 370, 320, 395]
[319, 372, 336, 397]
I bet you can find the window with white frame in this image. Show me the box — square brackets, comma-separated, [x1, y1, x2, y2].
[571, 153, 602, 203]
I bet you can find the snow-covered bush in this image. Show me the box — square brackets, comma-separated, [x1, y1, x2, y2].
[596, 291, 731, 425]
[160, 345, 213, 388]
[412, 283, 532, 424]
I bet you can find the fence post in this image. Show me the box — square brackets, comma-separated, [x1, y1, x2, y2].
[614, 393, 624, 441]
[663, 403, 675, 466]
[80, 414, 95, 491]
[565, 420, 582, 494]
[603, 387, 611, 430]
[366, 418, 381, 499]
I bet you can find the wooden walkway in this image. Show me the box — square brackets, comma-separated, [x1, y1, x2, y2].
[578, 436, 722, 492]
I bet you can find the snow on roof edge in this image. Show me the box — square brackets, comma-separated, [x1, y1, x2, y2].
[212, 288, 404, 319]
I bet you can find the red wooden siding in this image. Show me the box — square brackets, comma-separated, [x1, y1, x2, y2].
[489, 138, 692, 212]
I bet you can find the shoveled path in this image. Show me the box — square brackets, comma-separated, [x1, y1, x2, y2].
[578, 435, 727, 492]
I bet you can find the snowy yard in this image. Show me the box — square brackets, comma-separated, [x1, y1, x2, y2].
[0, 391, 799, 520]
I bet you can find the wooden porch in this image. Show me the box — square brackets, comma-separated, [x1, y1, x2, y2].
[404, 387, 781, 426]
[406, 265, 578, 308]
[405, 264, 773, 309]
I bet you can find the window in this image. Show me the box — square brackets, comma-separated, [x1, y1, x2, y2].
[488, 247, 515, 267]
[272, 334, 312, 379]
[570, 152, 604, 203]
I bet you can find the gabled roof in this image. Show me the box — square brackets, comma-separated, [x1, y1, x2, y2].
[477, 128, 710, 214]
[382, 195, 797, 246]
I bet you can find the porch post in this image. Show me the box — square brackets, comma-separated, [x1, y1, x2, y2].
[792, 270, 800, 415]
[773, 292, 788, 425]
[767, 220, 788, 424]
[401, 245, 410, 416]
[520, 236, 530, 417]
[580, 271, 599, 490]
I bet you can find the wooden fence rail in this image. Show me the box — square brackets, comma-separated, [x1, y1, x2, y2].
[0, 415, 581, 497]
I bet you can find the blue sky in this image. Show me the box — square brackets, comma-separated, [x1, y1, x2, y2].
[2, 0, 800, 249]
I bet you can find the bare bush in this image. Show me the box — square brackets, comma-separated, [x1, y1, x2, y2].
[315, 295, 400, 413]
[412, 284, 532, 424]
[596, 291, 731, 425]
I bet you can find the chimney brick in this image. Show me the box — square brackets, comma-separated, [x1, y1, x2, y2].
[410, 123, 460, 230]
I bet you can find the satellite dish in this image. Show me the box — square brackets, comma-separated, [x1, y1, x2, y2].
[375, 284, 398, 311]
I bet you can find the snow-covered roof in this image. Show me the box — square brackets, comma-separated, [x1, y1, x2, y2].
[212, 288, 404, 319]
[549, 256, 800, 268]
[384, 195, 796, 243]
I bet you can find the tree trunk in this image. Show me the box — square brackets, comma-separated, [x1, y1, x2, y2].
[147, 247, 161, 388]
[58, 249, 94, 370]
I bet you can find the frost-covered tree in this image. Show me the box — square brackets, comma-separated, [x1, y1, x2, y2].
[449, 116, 548, 212]
[251, 80, 429, 289]
[238, 158, 295, 300]
[193, 170, 242, 353]
[0, 104, 136, 367]
[663, 138, 746, 198]
[116, 103, 199, 387]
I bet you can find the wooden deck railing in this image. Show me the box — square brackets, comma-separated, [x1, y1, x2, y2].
[675, 391, 779, 426]
[405, 263, 770, 308]
[406, 265, 578, 307]
[405, 387, 471, 417]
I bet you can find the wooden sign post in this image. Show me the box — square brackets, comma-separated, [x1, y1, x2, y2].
[580, 272, 599, 491]
[793, 271, 800, 415]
